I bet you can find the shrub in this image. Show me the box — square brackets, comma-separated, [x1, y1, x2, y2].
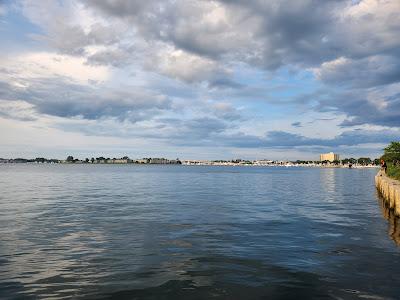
[387, 163, 400, 181]
[381, 142, 400, 166]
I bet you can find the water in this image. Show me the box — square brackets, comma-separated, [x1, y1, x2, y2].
[0, 164, 399, 299]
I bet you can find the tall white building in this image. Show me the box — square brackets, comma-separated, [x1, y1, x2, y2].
[320, 152, 340, 162]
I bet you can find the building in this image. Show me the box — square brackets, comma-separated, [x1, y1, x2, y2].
[112, 159, 129, 164]
[149, 158, 168, 164]
[320, 152, 340, 162]
[136, 158, 149, 164]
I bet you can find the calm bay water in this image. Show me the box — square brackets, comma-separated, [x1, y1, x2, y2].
[0, 164, 399, 299]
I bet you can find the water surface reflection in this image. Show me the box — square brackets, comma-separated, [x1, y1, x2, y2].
[378, 193, 400, 246]
[0, 165, 399, 299]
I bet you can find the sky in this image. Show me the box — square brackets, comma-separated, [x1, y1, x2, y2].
[0, 0, 400, 160]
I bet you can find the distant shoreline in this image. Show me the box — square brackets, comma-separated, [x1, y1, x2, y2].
[182, 162, 379, 168]
[0, 156, 381, 168]
[0, 161, 379, 168]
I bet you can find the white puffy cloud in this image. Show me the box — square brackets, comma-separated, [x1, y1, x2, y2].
[0, 52, 109, 85]
[149, 48, 233, 85]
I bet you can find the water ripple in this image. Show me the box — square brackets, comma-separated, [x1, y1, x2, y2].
[0, 165, 399, 299]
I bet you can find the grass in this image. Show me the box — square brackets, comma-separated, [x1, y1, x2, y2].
[387, 163, 400, 181]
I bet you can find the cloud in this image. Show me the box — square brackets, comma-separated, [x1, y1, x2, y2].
[85, 47, 133, 67]
[44, 23, 119, 56]
[311, 89, 400, 128]
[0, 76, 172, 122]
[21, 0, 121, 55]
[20, 0, 400, 73]
[53, 116, 234, 146]
[1, 52, 109, 84]
[216, 129, 400, 150]
[148, 48, 235, 85]
[0, 2, 7, 16]
[2, 0, 400, 158]
[54, 115, 400, 152]
[0, 51, 177, 123]
[315, 56, 400, 88]
[79, 0, 400, 132]
[211, 102, 244, 121]
[85, 0, 253, 59]
[19, 1, 400, 91]
[83, 0, 348, 69]
[0, 101, 38, 121]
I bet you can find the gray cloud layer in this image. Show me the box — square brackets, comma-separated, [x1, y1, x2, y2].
[81, 0, 400, 129]
[0, 76, 171, 122]
[2, 0, 400, 154]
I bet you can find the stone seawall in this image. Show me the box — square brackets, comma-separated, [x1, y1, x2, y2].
[375, 171, 400, 216]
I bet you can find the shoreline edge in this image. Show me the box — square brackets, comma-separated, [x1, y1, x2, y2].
[375, 170, 400, 216]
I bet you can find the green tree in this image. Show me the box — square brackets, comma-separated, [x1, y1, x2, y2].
[382, 142, 400, 165]
[357, 157, 371, 165]
[349, 158, 357, 164]
[66, 156, 74, 162]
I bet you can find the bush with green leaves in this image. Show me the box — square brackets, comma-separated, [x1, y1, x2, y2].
[381, 142, 400, 166]
[387, 163, 400, 180]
